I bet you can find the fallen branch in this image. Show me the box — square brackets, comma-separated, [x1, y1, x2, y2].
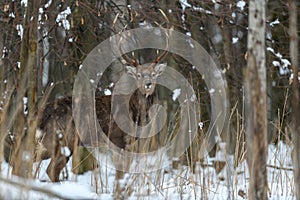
[267, 164, 293, 171]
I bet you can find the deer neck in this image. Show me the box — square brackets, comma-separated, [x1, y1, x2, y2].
[130, 90, 155, 125]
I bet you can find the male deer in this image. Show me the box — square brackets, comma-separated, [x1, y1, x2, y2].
[4, 33, 169, 182]
[114, 34, 168, 146]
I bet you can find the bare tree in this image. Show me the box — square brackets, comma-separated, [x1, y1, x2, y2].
[11, 0, 39, 178]
[289, 0, 300, 199]
[0, 1, 23, 168]
[245, 0, 268, 199]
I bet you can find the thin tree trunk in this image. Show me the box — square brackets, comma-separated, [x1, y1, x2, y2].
[245, 0, 268, 199]
[289, 1, 300, 199]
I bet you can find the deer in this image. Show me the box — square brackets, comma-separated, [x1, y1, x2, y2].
[4, 97, 98, 182]
[4, 31, 169, 183]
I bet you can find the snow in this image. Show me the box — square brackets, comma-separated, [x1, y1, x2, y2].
[9, 12, 15, 18]
[21, 0, 28, 7]
[190, 94, 196, 102]
[179, 0, 191, 11]
[50, 182, 96, 199]
[56, 7, 71, 30]
[272, 61, 280, 67]
[193, 6, 212, 15]
[1, 47, 8, 59]
[237, 0, 246, 11]
[270, 18, 280, 27]
[38, 8, 44, 22]
[61, 146, 71, 157]
[268, 47, 291, 75]
[281, 59, 291, 68]
[179, 0, 190, 31]
[0, 139, 296, 199]
[232, 12, 236, 18]
[23, 97, 28, 115]
[232, 37, 239, 44]
[198, 122, 204, 130]
[109, 82, 114, 88]
[45, 0, 52, 9]
[39, 8, 44, 14]
[104, 89, 112, 95]
[289, 73, 300, 84]
[172, 88, 181, 101]
[209, 88, 215, 94]
[17, 61, 21, 69]
[16, 24, 24, 39]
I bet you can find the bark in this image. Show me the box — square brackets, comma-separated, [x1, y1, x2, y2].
[289, 1, 300, 199]
[45, 2, 73, 100]
[219, 0, 247, 160]
[245, 0, 268, 199]
[12, 0, 39, 179]
[0, 3, 25, 170]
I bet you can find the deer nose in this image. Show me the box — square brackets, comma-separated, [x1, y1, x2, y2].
[145, 82, 152, 89]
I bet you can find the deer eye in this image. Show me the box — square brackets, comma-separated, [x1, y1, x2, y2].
[137, 73, 142, 79]
[151, 72, 156, 77]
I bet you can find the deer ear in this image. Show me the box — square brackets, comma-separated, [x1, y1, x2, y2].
[125, 65, 136, 78]
[154, 63, 167, 76]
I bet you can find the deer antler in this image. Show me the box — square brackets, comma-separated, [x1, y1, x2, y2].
[153, 9, 170, 64]
[153, 32, 169, 64]
[117, 9, 170, 66]
[118, 36, 139, 67]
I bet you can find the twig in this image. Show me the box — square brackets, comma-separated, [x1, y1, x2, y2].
[267, 164, 293, 171]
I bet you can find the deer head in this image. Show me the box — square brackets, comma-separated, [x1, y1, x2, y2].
[118, 32, 169, 97]
[125, 63, 167, 97]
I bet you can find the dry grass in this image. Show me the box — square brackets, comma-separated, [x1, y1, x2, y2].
[0, 86, 296, 199]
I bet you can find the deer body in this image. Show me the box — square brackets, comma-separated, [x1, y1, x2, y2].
[4, 61, 167, 182]
[35, 98, 77, 182]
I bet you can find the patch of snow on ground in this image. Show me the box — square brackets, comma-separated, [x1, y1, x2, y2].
[0, 142, 296, 199]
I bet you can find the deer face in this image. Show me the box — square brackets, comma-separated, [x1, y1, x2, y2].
[126, 63, 166, 97]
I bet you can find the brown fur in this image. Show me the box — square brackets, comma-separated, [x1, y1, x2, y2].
[35, 89, 158, 181]
[5, 62, 165, 181]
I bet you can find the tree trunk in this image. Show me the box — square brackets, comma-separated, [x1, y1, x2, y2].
[245, 0, 268, 199]
[289, 1, 300, 199]
[12, 0, 39, 179]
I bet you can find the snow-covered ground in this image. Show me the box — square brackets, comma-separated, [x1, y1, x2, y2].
[0, 142, 295, 199]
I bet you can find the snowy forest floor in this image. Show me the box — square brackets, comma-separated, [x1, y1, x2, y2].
[0, 141, 295, 200]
